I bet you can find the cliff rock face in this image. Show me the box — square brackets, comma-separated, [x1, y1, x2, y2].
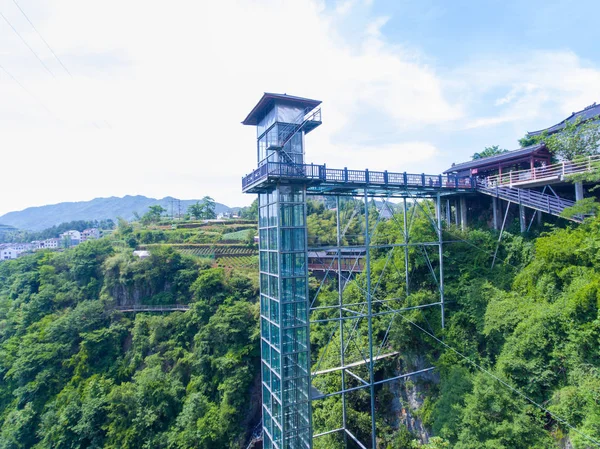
[389, 355, 438, 444]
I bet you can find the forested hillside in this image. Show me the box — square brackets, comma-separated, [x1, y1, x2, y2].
[1, 205, 599, 448]
[0, 238, 260, 448]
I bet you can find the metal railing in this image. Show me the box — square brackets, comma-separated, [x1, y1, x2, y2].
[485, 155, 600, 187]
[476, 181, 578, 219]
[242, 162, 475, 191]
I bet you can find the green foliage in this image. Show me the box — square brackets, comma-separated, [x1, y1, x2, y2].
[188, 197, 217, 220]
[140, 205, 167, 225]
[471, 145, 508, 160]
[239, 199, 258, 221]
[545, 118, 600, 160]
[0, 234, 260, 448]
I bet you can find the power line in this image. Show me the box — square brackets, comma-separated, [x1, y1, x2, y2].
[0, 11, 55, 78]
[398, 313, 600, 448]
[0, 61, 55, 117]
[11, 0, 72, 77]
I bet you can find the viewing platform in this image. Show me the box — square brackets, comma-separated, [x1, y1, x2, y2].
[242, 162, 476, 197]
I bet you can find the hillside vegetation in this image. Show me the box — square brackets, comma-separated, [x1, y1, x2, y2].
[0, 205, 599, 448]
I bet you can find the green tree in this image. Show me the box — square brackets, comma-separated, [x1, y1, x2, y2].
[200, 196, 216, 219]
[188, 202, 203, 220]
[471, 145, 509, 160]
[141, 205, 166, 224]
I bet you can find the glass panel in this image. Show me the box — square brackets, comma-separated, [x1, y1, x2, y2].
[269, 275, 279, 298]
[270, 298, 279, 322]
[259, 206, 268, 227]
[282, 302, 307, 327]
[269, 228, 278, 250]
[270, 323, 280, 347]
[271, 348, 281, 373]
[260, 252, 268, 273]
[261, 318, 269, 340]
[261, 294, 269, 316]
[260, 230, 268, 249]
[269, 204, 278, 227]
[269, 253, 278, 275]
[262, 362, 271, 385]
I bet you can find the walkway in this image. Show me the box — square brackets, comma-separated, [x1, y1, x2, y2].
[476, 182, 580, 222]
[114, 304, 191, 312]
[485, 155, 600, 188]
[242, 162, 475, 194]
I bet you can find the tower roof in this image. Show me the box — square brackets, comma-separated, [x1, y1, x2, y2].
[242, 92, 321, 125]
[527, 102, 600, 137]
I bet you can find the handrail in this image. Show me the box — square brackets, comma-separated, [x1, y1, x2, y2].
[485, 154, 600, 187]
[476, 181, 581, 221]
[114, 304, 190, 312]
[242, 162, 475, 191]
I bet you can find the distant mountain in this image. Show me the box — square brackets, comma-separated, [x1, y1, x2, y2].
[0, 223, 18, 236]
[0, 196, 238, 231]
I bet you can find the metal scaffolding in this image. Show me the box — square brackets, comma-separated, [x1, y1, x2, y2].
[308, 191, 445, 449]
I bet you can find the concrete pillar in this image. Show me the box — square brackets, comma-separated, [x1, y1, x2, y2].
[454, 200, 459, 227]
[492, 197, 499, 230]
[537, 210, 542, 227]
[519, 204, 526, 233]
[446, 199, 451, 226]
[460, 196, 467, 231]
[575, 182, 584, 201]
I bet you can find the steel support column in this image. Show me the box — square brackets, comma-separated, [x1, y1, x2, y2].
[403, 198, 410, 297]
[336, 196, 348, 446]
[436, 194, 445, 329]
[364, 188, 377, 449]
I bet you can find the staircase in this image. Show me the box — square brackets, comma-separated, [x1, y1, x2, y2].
[476, 181, 582, 222]
[275, 107, 322, 170]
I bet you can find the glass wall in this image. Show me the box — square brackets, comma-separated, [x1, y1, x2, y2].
[259, 184, 311, 449]
[256, 103, 306, 167]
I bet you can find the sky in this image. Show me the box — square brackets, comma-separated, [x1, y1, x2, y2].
[1, 0, 600, 215]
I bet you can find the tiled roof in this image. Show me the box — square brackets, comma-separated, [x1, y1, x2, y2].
[528, 102, 600, 136]
[242, 92, 321, 126]
[444, 143, 547, 174]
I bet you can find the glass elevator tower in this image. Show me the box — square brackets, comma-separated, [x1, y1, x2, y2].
[242, 93, 322, 449]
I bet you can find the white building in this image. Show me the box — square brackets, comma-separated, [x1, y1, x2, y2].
[43, 238, 61, 249]
[1, 248, 22, 260]
[60, 230, 81, 247]
[81, 228, 100, 241]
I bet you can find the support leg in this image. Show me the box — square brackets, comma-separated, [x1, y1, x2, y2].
[575, 181, 584, 201]
[492, 197, 499, 231]
[403, 198, 410, 297]
[436, 194, 445, 329]
[364, 188, 377, 449]
[460, 196, 467, 231]
[445, 199, 451, 226]
[335, 196, 348, 445]
[519, 204, 526, 233]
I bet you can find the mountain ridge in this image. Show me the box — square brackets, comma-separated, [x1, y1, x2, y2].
[0, 195, 239, 231]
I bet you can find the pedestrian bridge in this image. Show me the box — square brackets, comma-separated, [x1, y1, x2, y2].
[242, 162, 475, 196]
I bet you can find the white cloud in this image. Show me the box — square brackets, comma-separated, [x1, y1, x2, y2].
[0, 0, 459, 216]
[457, 51, 600, 130]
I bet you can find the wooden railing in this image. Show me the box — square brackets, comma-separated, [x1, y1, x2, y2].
[485, 155, 600, 187]
[114, 304, 191, 312]
[242, 162, 475, 191]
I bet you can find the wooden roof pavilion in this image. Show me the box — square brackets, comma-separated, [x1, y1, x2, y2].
[444, 143, 551, 177]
